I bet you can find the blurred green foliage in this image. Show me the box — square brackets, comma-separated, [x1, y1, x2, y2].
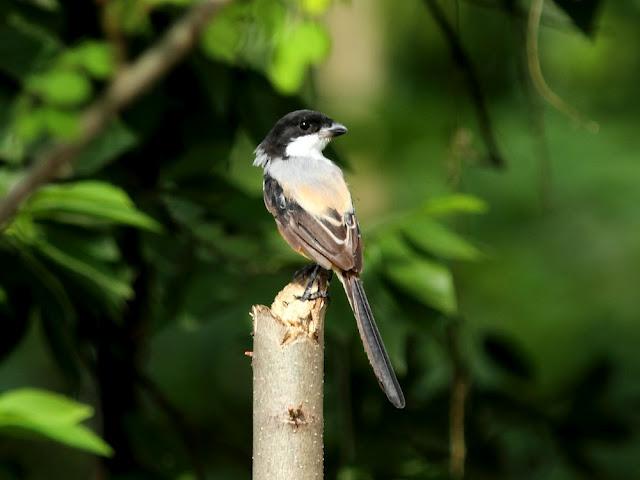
[0, 389, 111, 456]
[0, 0, 639, 479]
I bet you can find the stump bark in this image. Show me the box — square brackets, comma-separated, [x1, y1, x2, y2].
[251, 270, 330, 480]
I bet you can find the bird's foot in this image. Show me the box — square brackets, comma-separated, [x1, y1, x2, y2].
[296, 289, 330, 302]
[293, 264, 317, 282]
[294, 264, 331, 302]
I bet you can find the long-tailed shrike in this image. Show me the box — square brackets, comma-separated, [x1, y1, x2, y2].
[253, 110, 405, 408]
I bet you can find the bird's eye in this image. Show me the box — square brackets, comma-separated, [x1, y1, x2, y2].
[300, 120, 310, 131]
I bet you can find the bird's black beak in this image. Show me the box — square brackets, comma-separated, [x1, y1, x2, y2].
[323, 122, 348, 138]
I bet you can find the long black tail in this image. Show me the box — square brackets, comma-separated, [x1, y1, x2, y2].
[339, 272, 405, 408]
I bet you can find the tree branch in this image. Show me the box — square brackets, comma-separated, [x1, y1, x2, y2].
[251, 271, 330, 480]
[447, 321, 469, 479]
[0, 0, 230, 229]
[504, 0, 553, 209]
[422, 0, 505, 168]
[526, 0, 598, 133]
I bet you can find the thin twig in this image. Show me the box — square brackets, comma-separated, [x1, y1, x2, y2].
[504, 0, 553, 209]
[0, 0, 230, 230]
[98, 0, 128, 69]
[526, 0, 598, 132]
[447, 322, 469, 479]
[422, 0, 505, 168]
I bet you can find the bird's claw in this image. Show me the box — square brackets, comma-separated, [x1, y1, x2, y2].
[296, 290, 330, 302]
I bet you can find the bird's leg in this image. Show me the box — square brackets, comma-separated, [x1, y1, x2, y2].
[296, 265, 331, 301]
[293, 264, 316, 281]
[299, 264, 322, 300]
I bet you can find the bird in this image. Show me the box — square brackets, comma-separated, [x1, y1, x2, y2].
[253, 109, 405, 409]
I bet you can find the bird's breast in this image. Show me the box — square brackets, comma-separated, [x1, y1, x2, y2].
[266, 156, 353, 217]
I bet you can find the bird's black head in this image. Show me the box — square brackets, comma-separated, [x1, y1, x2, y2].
[254, 110, 347, 166]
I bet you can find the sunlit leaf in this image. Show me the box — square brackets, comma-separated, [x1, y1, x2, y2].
[200, 3, 245, 62]
[14, 106, 47, 141]
[41, 107, 80, 139]
[385, 257, 457, 315]
[21, 421, 113, 456]
[300, 0, 332, 16]
[422, 194, 488, 217]
[27, 69, 92, 107]
[268, 21, 330, 93]
[0, 389, 92, 425]
[3, 211, 40, 243]
[61, 41, 114, 79]
[200, 0, 286, 68]
[0, 388, 112, 456]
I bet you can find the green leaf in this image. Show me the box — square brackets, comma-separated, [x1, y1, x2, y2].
[268, 21, 330, 94]
[14, 105, 47, 141]
[147, 0, 195, 5]
[40, 225, 122, 263]
[27, 69, 92, 107]
[375, 230, 414, 260]
[33, 238, 133, 302]
[74, 121, 138, 175]
[300, 0, 332, 16]
[41, 107, 80, 139]
[21, 421, 113, 456]
[61, 41, 114, 79]
[0, 389, 92, 425]
[0, 17, 61, 81]
[200, 3, 245, 62]
[200, 0, 286, 68]
[401, 218, 482, 261]
[105, 0, 151, 35]
[0, 388, 112, 456]
[25, 181, 162, 231]
[385, 257, 457, 315]
[422, 194, 488, 217]
[0, 91, 27, 164]
[24, 0, 60, 10]
[0, 168, 20, 196]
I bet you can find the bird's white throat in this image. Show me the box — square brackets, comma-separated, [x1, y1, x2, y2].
[285, 133, 330, 160]
[253, 133, 331, 169]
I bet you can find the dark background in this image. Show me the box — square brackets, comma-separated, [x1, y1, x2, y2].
[0, 0, 638, 478]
